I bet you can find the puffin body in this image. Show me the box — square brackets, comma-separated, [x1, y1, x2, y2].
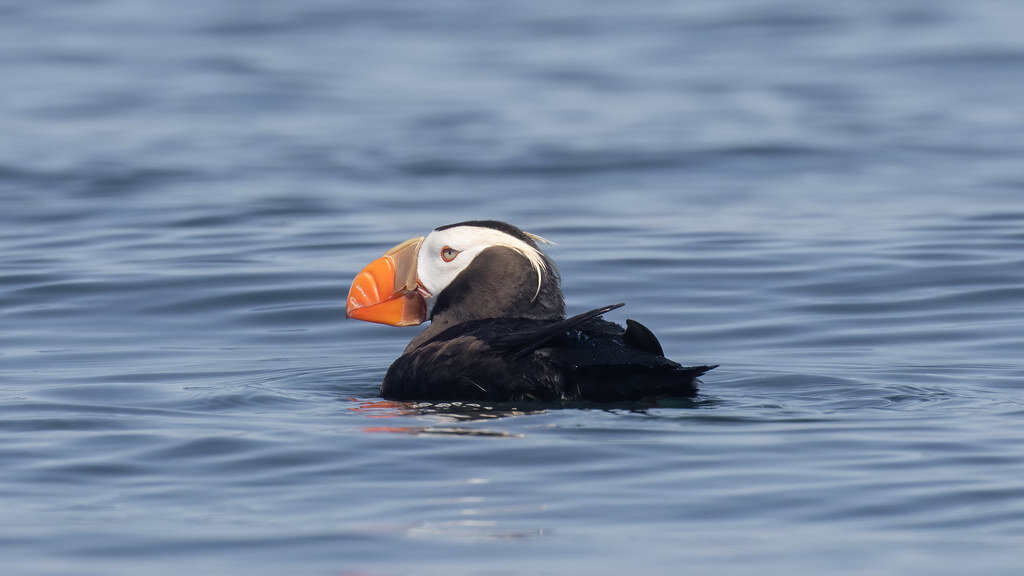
[346, 220, 714, 403]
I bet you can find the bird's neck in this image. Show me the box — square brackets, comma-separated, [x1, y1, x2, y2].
[407, 248, 565, 351]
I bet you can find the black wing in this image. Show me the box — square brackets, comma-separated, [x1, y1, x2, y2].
[381, 304, 715, 402]
[488, 303, 625, 359]
[623, 318, 665, 356]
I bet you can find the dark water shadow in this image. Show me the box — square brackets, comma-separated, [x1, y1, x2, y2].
[346, 394, 709, 437]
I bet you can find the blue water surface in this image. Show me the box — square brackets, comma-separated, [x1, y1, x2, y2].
[3, 1, 1024, 574]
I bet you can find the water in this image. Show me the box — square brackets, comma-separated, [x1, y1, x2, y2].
[3, 0, 1024, 574]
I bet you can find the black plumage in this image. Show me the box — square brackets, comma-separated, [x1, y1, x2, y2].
[376, 221, 715, 403]
[381, 303, 715, 402]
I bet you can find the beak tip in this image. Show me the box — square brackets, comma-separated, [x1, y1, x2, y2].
[346, 237, 427, 327]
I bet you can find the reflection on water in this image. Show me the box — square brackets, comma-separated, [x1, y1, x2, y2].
[350, 398, 537, 435]
[363, 426, 524, 437]
[407, 519, 546, 542]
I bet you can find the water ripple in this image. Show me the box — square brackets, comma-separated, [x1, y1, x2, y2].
[4, 0, 1024, 574]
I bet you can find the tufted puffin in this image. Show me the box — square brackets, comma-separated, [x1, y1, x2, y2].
[346, 220, 715, 403]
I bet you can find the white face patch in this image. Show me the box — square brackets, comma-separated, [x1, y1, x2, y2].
[416, 225, 551, 312]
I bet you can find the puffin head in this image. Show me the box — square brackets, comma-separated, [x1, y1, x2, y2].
[346, 220, 565, 328]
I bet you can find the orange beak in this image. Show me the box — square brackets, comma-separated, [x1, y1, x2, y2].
[346, 236, 427, 326]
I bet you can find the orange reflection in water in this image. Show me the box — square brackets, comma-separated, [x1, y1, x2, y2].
[346, 398, 413, 418]
[347, 398, 539, 436]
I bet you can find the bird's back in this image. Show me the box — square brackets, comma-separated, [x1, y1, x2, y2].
[381, 315, 712, 402]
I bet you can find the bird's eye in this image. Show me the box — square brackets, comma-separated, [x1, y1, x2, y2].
[441, 246, 460, 262]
